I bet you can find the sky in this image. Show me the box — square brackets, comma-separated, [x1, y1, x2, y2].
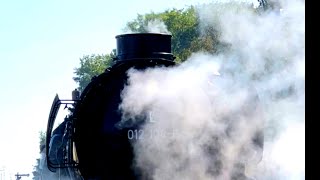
[0, 0, 220, 179]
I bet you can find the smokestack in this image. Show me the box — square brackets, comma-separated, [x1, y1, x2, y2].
[114, 33, 175, 62]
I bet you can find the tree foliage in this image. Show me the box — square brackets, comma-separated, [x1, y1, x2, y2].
[73, 52, 115, 92]
[32, 131, 46, 180]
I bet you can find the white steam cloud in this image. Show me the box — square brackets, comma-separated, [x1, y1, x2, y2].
[119, 0, 305, 180]
[145, 19, 171, 34]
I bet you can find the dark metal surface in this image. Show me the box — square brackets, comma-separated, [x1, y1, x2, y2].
[73, 59, 175, 180]
[72, 33, 177, 178]
[115, 33, 175, 62]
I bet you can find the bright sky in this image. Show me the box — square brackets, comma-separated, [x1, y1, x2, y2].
[0, 0, 218, 179]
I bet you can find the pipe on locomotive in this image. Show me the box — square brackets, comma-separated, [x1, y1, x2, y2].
[114, 33, 175, 62]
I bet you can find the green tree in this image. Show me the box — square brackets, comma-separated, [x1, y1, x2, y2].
[32, 131, 46, 180]
[73, 51, 115, 92]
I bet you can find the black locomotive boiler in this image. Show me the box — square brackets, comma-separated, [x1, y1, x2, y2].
[46, 33, 176, 180]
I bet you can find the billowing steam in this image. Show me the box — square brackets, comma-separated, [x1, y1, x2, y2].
[119, 0, 305, 179]
[145, 19, 171, 34]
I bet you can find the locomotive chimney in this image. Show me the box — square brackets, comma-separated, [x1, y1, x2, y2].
[114, 33, 175, 62]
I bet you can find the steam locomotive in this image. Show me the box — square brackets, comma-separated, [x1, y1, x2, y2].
[45, 33, 176, 180]
[45, 33, 264, 180]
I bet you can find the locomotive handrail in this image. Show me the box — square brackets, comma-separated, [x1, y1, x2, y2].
[46, 94, 79, 171]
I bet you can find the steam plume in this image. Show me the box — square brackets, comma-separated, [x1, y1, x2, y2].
[119, 0, 305, 179]
[145, 19, 171, 34]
